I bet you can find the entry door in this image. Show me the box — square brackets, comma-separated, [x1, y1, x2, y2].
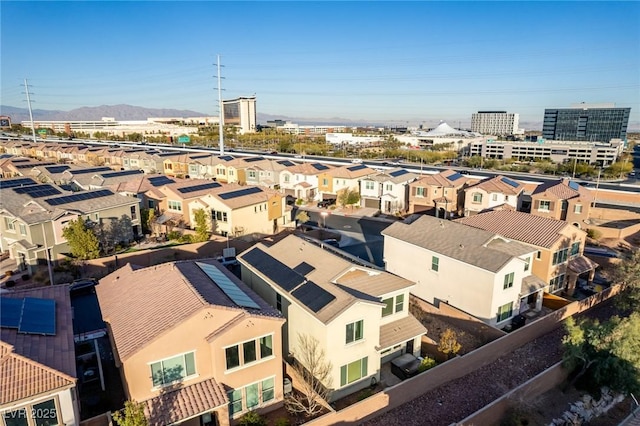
[405, 339, 414, 355]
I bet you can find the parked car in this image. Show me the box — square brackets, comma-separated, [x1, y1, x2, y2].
[215, 256, 239, 267]
[351, 158, 363, 164]
[317, 199, 335, 208]
[390, 353, 421, 380]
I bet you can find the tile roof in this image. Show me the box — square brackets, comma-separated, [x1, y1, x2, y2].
[568, 256, 599, 274]
[454, 210, 575, 249]
[521, 275, 548, 295]
[532, 178, 593, 201]
[326, 164, 377, 179]
[367, 168, 419, 184]
[382, 215, 535, 272]
[378, 315, 428, 350]
[96, 260, 281, 361]
[142, 378, 227, 426]
[466, 175, 524, 195]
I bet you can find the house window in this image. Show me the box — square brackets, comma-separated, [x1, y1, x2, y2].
[472, 193, 482, 203]
[276, 293, 282, 312]
[227, 377, 276, 417]
[3, 408, 28, 426]
[395, 294, 404, 312]
[225, 346, 240, 369]
[260, 335, 273, 358]
[536, 251, 542, 260]
[524, 257, 530, 271]
[574, 204, 583, 214]
[552, 248, 569, 265]
[246, 383, 259, 410]
[148, 200, 155, 209]
[385, 184, 393, 191]
[243, 341, 257, 364]
[381, 298, 393, 317]
[538, 200, 551, 212]
[365, 181, 374, 190]
[5, 218, 15, 231]
[262, 377, 275, 403]
[248, 171, 256, 179]
[228, 389, 243, 416]
[284, 175, 290, 183]
[497, 302, 513, 322]
[345, 320, 364, 344]
[168, 200, 182, 212]
[549, 274, 566, 292]
[492, 194, 498, 201]
[570, 242, 580, 257]
[322, 178, 328, 186]
[18, 224, 26, 236]
[130, 205, 137, 220]
[225, 335, 275, 371]
[416, 187, 425, 197]
[213, 211, 228, 222]
[431, 256, 439, 272]
[150, 352, 196, 387]
[3, 399, 60, 426]
[503, 272, 514, 289]
[340, 357, 368, 387]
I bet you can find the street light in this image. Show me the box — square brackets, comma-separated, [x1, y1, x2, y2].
[320, 211, 328, 228]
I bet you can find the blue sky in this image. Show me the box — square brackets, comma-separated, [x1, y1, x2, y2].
[2, 1, 639, 129]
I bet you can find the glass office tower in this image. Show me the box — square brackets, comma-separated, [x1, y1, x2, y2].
[543, 106, 630, 142]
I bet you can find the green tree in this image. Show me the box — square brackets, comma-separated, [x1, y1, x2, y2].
[295, 210, 310, 233]
[612, 249, 640, 310]
[62, 218, 100, 260]
[337, 188, 360, 209]
[193, 209, 210, 242]
[112, 400, 148, 426]
[562, 314, 640, 394]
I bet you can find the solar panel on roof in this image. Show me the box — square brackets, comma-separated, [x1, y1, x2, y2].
[244, 157, 264, 163]
[196, 262, 260, 309]
[501, 177, 521, 188]
[389, 169, 409, 178]
[311, 163, 329, 171]
[242, 248, 305, 291]
[45, 165, 70, 174]
[219, 155, 235, 161]
[0, 298, 24, 328]
[69, 167, 112, 175]
[177, 182, 221, 194]
[448, 172, 464, 181]
[10, 158, 29, 163]
[0, 177, 37, 189]
[291, 281, 335, 313]
[100, 170, 143, 179]
[13, 184, 62, 198]
[45, 189, 114, 206]
[568, 181, 580, 191]
[347, 164, 367, 172]
[293, 262, 315, 276]
[148, 176, 175, 186]
[218, 186, 263, 200]
[15, 162, 55, 169]
[277, 160, 295, 167]
[18, 297, 56, 335]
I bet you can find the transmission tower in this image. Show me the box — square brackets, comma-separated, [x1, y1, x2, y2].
[23, 79, 37, 143]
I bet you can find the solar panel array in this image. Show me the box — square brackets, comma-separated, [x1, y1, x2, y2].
[15, 162, 55, 169]
[0, 178, 37, 189]
[177, 182, 221, 194]
[219, 155, 235, 161]
[148, 176, 175, 186]
[45, 189, 114, 206]
[311, 163, 329, 171]
[0, 297, 56, 335]
[68, 166, 112, 175]
[100, 170, 143, 179]
[501, 177, 521, 188]
[218, 186, 263, 200]
[277, 160, 295, 167]
[242, 248, 305, 291]
[448, 172, 464, 181]
[347, 164, 367, 172]
[244, 157, 264, 163]
[45, 165, 71, 174]
[293, 261, 315, 276]
[389, 169, 409, 178]
[568, 181, 580, 191]
[13, 184, 62, 198]
[195, 262, 260, 309]
[291, 281, 336, 313]
[10, 158, 30, 163]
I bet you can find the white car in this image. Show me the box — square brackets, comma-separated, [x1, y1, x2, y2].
[351, 158, 363, 164]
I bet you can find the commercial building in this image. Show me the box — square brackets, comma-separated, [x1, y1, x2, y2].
[542, 103, 631, 142]
[223, 97, 257, 135]
[471, 111, 521, 136]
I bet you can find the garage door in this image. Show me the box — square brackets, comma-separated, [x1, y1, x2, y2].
[364, 198, 380, 209]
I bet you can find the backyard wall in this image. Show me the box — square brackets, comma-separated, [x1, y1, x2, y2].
[305, 284, 623, 426]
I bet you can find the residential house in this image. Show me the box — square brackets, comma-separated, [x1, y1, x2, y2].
[29, 164, 72, 184]
[317, 164, 377, 204]
[408, 169, 477, 217]
[0, 177, 141, 274]
[279, 162, 333, 201]
[0, 286, 80, 426]
[187, 154, 218, 179]
[238, 234, 427, 401]
[382, 215, 542, 326]
[71, 169, 146, 191]
[162, 153, 191, 178]
[242, 158, 294, 190]
[529, 178, 593, 228]
[463, 175, 525, 216]
[96, 259, 285, 425]
[455, 210, 597, 301]
[209, 155, 242, 184]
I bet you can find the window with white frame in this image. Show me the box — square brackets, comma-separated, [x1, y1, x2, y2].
[227, 377, 275, 417]
[18, 223, 26, 235]
[340, 357, 368, 386]
[431, 256, 439, 272]
[225, 334, 274, 371]
[212, 210, 228, 222]
[472, 193, 482, 203]
[381, 294, 404, 317]
[574, 204, 583, 214]
[524, 257, 530, 271]
[248, 171, 257, 179]
[284, 175, 290, 183]
[167, 200, 182, 212]
[503, 272, 514, 289]
[2, 398, 60, 426]
[549, 274, 566, 292]
[5, 218, 15, 231]
[552, 248, 569, 265]
[492, 194, 498, 201]
[416, 187, 425, 197]
[538, 200, 551, 212]
[395, 294, 404, 312]
[497, 302, 513, 322]
[385, 184, 393, 191]
[365, 181, 374, 190]
[570, 242, 580, 257]
[345, 320, 364, 344]
[150, 352, 196, 387]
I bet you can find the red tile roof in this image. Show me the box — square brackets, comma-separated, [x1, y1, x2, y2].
[532, 178, 593, 201]
[467, 175, 524, 195]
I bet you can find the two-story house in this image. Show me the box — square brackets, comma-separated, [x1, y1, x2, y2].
[408, 169, 477, 217]
[529, 178, 593, 228]
[382, 215, 543, 327]
[317, 164, 377, 204]
[0, 286, 80, 426]
[455, 210, 597, 299]
[96, 259, 286, 425]
[279, 162, 334, 201]
[463, 175, 525, 216]
[359, 168, 419, 214]
[238, 234, 427, 401]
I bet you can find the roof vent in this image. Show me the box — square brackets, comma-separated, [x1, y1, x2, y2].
[459, 244, 464, 249]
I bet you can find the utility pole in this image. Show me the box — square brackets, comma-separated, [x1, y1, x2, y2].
[24, 79, 37, 143]
[216, 55, 225, 156]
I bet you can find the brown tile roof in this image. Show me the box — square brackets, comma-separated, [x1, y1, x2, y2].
[382, 215, 535, 272]
[568, 256, 599, 274]
[287, 162, 335, 175]
[96, 260, 281, 361]
[327, 164, 377, 179]
[466, 175, 524, 195]
[521, 275, 548, 295]
[378, 316, 427, 350]
[142, 378, 227, 426]
[335, 268, 414, 297]
[532, 178, 593, 201]
[454, 210, 575, 249]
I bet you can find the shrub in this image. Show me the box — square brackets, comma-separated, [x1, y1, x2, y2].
[238, 411, 267, 426]
[167, 231, 182, 240]
[295, 198, 304, 205]
[586, 228, 602, 240]
[418, 357, 437, 372]
[274, 418, 290, 426]
[179, 234, 194, 243]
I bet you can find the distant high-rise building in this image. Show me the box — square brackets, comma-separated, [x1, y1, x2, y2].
[542, 103, 630, 142]
[223, 96, 256, 134]
[471, 111, 519, 135]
